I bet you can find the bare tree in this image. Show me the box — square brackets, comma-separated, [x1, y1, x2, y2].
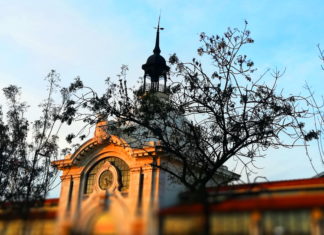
[62, 22, 319, 235]
[302, 45, 324, 169]
[0, 70, 67, 220]
[319, 44, 324, 71]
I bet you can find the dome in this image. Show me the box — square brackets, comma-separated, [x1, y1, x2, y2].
[145, 53, 167, 66]
[142, 54, 169, 83]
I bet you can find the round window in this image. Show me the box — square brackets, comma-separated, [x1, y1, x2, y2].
[98, 170, 113, 190]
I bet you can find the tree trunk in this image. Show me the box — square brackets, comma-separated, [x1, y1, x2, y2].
[201, 188, 211, 235]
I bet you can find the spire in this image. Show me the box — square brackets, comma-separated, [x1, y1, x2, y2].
[153, 16, 162, 54]
[141, 15, 169, 93]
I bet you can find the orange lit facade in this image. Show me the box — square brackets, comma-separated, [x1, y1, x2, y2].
[3, 171, 324, 235]
[0, 118, 233, 235]
[160, 177, 324, 235]
[2, 122, 324, 235]
[0, 199, 58, 235]
[0, 119, 188, 235]
[50, 119, 190, 235]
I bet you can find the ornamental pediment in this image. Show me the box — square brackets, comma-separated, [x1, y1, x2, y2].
[52, 134, 134, 169]
[52, 119, 135, 169]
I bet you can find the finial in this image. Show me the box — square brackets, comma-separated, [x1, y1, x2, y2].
[153, 14, 164, 55]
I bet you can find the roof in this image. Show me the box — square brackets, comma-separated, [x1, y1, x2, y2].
[209, 177, 324, 192]
[160, 177, 324, 215]
[160, 194, 324, 215]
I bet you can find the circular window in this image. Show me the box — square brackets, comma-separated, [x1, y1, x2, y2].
[98, 170, 114, 190]
[85, 157, 130, 194]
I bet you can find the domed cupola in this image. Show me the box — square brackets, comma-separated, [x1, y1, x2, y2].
[142, 17, 170, 93]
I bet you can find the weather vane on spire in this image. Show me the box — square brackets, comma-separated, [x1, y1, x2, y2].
[155, 14, 164, 31]
[153, 14, 164, 55]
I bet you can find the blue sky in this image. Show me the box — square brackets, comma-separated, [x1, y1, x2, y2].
[0, 0, 323, 196]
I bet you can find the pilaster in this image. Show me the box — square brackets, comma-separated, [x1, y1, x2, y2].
[70, 174, 82, 222]
[57, 175, 72, 235]
[141, 165, 154, 216]
[311, 208, 323, 235]
[128, 167, 142, 216]
[249, 211, 261, 235]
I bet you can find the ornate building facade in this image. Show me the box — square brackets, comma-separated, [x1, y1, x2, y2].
[52, 119, 188, 235]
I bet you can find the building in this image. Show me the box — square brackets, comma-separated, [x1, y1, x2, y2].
[2, 177, 324, 235]
[1, 21, 324, 235]
[160, 177, 324, 235]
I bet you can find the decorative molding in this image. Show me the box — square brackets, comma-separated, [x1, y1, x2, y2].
[60, 175, 72, 181]
[142, 165, 154, 172]
[94, 120, 110, 144]
[130, 167, 142, 173]
[73, 135, 134, 165]
[71, 174, 82, 179]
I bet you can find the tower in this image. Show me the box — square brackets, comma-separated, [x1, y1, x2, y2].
[142, 16, 170, 93]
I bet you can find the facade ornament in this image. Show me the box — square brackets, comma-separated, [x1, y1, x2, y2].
[94, 119, 110, 144]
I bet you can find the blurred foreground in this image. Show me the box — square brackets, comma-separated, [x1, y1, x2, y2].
[1, 177, 324, 235]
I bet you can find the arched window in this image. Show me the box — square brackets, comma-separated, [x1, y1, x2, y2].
[85, 157, 130, 194]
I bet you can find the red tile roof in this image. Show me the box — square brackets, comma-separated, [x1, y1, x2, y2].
[161, 178, 324, 215]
